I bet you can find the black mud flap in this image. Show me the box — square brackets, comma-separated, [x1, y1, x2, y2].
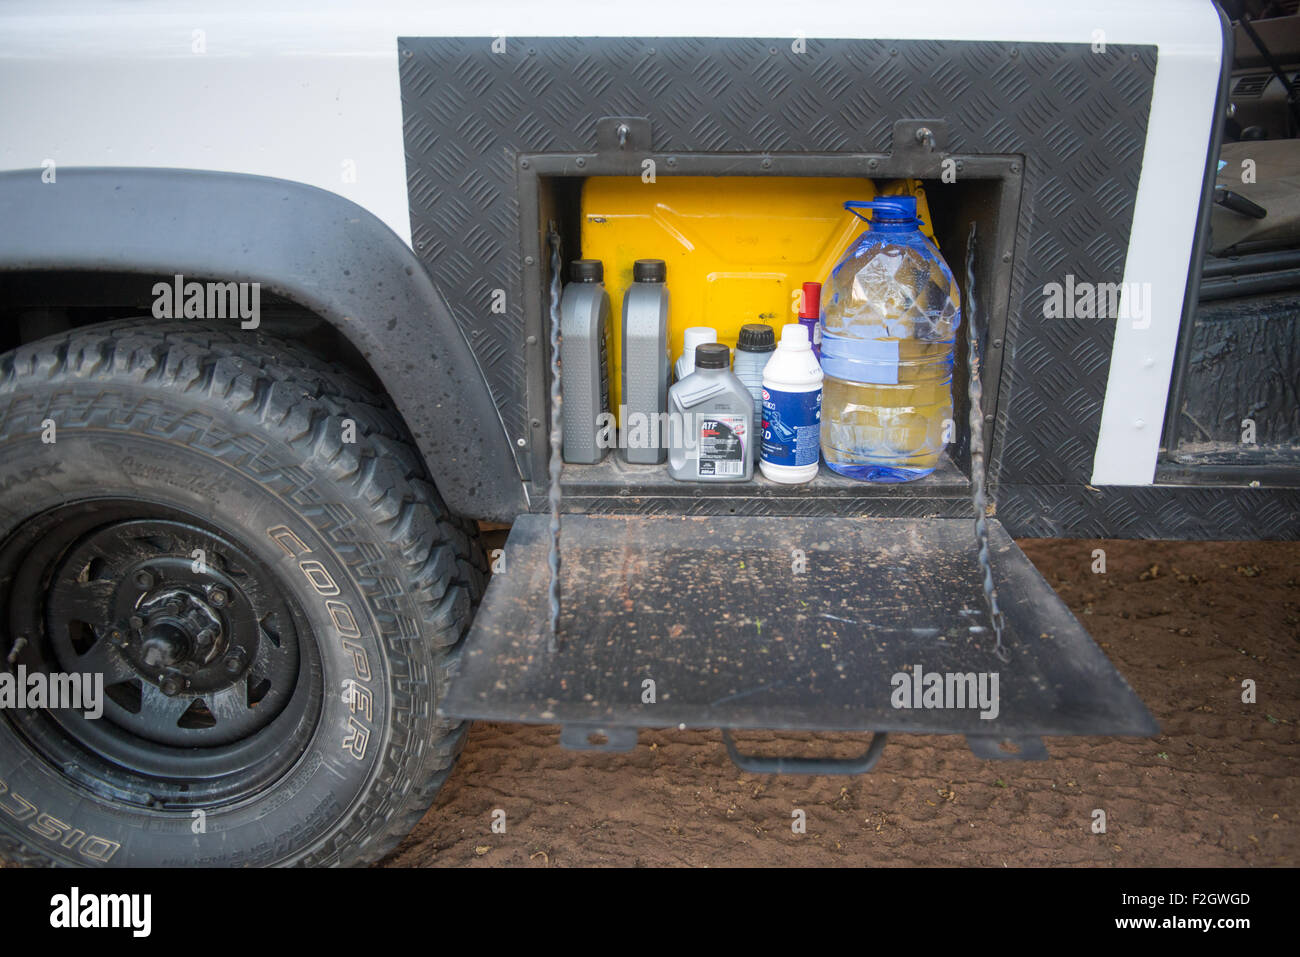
[442, 515, 1157, 771]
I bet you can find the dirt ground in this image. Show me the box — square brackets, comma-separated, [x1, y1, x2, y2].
[381, 538, 1300, 868]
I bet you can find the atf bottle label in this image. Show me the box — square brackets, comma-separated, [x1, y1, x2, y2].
[697, 415, 747, 477]
[761, 387, 821, 466]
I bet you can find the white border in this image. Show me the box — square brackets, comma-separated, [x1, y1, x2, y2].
[0, 0, 1227, 486]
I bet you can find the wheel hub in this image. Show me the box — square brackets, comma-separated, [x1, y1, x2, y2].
[128, 586, 224, 673]
[1, 508, 315, 786]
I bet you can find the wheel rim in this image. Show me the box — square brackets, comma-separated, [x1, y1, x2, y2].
[0, 499, 323, 808]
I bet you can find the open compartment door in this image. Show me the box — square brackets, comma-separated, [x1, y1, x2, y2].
[442, 515, 1156, 768]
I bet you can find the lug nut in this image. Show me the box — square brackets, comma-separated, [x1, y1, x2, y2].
[134, 570, 155, 589]
[195, 627, 215, 648]
[159, 671, 186, 697]
[107, 629, 125, 646]
[223, 648, 248, 674]
[209, 587, 229, 607]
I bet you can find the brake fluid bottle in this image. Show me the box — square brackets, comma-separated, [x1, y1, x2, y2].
[759, 324, 822, 484]
[820, 197, 960, 482]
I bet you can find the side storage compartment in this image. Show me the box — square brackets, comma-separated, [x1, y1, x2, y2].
[527, 153, 1019, 516]
[392, 34, 1185, 768]
[443, 148, 1157, 767]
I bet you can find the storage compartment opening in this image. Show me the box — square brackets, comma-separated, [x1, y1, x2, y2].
[527, 161, 1019, 508]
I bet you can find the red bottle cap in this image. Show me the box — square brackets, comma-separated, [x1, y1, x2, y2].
[799, 282, 821, 319]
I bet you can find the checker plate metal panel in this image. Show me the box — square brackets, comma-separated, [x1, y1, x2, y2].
[398, 37, 1157, 499]
[442, 514, 1158, 736]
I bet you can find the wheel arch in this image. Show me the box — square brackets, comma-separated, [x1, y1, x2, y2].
[0, 166, 525, 522]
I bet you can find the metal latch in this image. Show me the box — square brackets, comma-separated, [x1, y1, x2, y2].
[891, 119, 950, 176]
[596, 116, 651, 153]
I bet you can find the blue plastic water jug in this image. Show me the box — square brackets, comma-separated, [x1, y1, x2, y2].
[819, 196, 961, 482]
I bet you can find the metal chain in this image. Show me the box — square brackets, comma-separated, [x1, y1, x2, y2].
[964, 222, 1009, 663]
[546, 224, 564, 651]
[542, 220, 999, 664]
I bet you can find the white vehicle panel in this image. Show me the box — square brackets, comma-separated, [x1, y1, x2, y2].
[0, 0, 1226, 485]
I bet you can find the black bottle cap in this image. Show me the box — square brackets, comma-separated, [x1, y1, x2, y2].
[736, 323, 776, 352]
[694, 342, 730, 370]
[569, 259, 603, 283]
[633, 259, 667, 283]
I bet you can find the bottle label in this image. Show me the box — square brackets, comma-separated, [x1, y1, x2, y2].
[761, 387, 822, 467]
[697, 415, 747, 477]
[819, 336, 900, 385]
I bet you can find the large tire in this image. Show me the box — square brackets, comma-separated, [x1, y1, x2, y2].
[0, 320, 484, 866]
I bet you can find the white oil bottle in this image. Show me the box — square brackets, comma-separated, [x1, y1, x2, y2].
[674, 326, 717, 382]
[760, 324, 823, 484]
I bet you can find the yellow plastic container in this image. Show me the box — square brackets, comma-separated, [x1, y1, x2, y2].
[581, 176, 935, 416]
[580, 176, 875, 417]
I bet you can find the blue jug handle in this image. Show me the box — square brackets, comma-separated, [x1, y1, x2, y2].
[843, 200, 877, 222]
[843, 199, 926, 226]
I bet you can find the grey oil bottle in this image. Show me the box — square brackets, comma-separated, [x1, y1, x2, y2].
[621, 259, 670, 464]
[560, 259, 611, 464]
[667, 343, 754, 482]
